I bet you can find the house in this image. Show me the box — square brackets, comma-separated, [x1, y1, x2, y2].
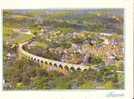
[103, 39, 109, 45]
[72, 32, 78, 38]
[90, 39, 96, 45]
[100, 33, 112, 37]
[13, 28, 32, 35]
[19, 28, 32, 35]
[110, 40, 118, 46]
[71, 43, 82, 53]
[105, 54, 116, 65]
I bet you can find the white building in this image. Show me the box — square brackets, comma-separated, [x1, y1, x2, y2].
[103, 39, 109, 45]
[100, 33, 112, 37]
[13, 28, 32, 35]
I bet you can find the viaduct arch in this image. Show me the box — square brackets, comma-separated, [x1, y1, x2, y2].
[18, 41, 90, 72]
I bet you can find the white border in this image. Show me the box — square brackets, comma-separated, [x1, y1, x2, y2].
[0, 0, 133, 99]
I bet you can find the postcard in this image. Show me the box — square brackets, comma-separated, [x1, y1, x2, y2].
[0, 0, 133, 99]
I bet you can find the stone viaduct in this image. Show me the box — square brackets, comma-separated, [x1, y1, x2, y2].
[18, 41, 90, 72]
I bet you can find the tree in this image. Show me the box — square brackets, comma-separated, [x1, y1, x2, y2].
[91, 56, 104, 65]
[103, 81, 114, 89]
[32, 77, 48, 89]
[80, 81, 95, 89]
[15, 83, 27, 90]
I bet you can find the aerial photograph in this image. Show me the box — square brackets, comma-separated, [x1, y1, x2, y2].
[3, 9, 124, 90]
